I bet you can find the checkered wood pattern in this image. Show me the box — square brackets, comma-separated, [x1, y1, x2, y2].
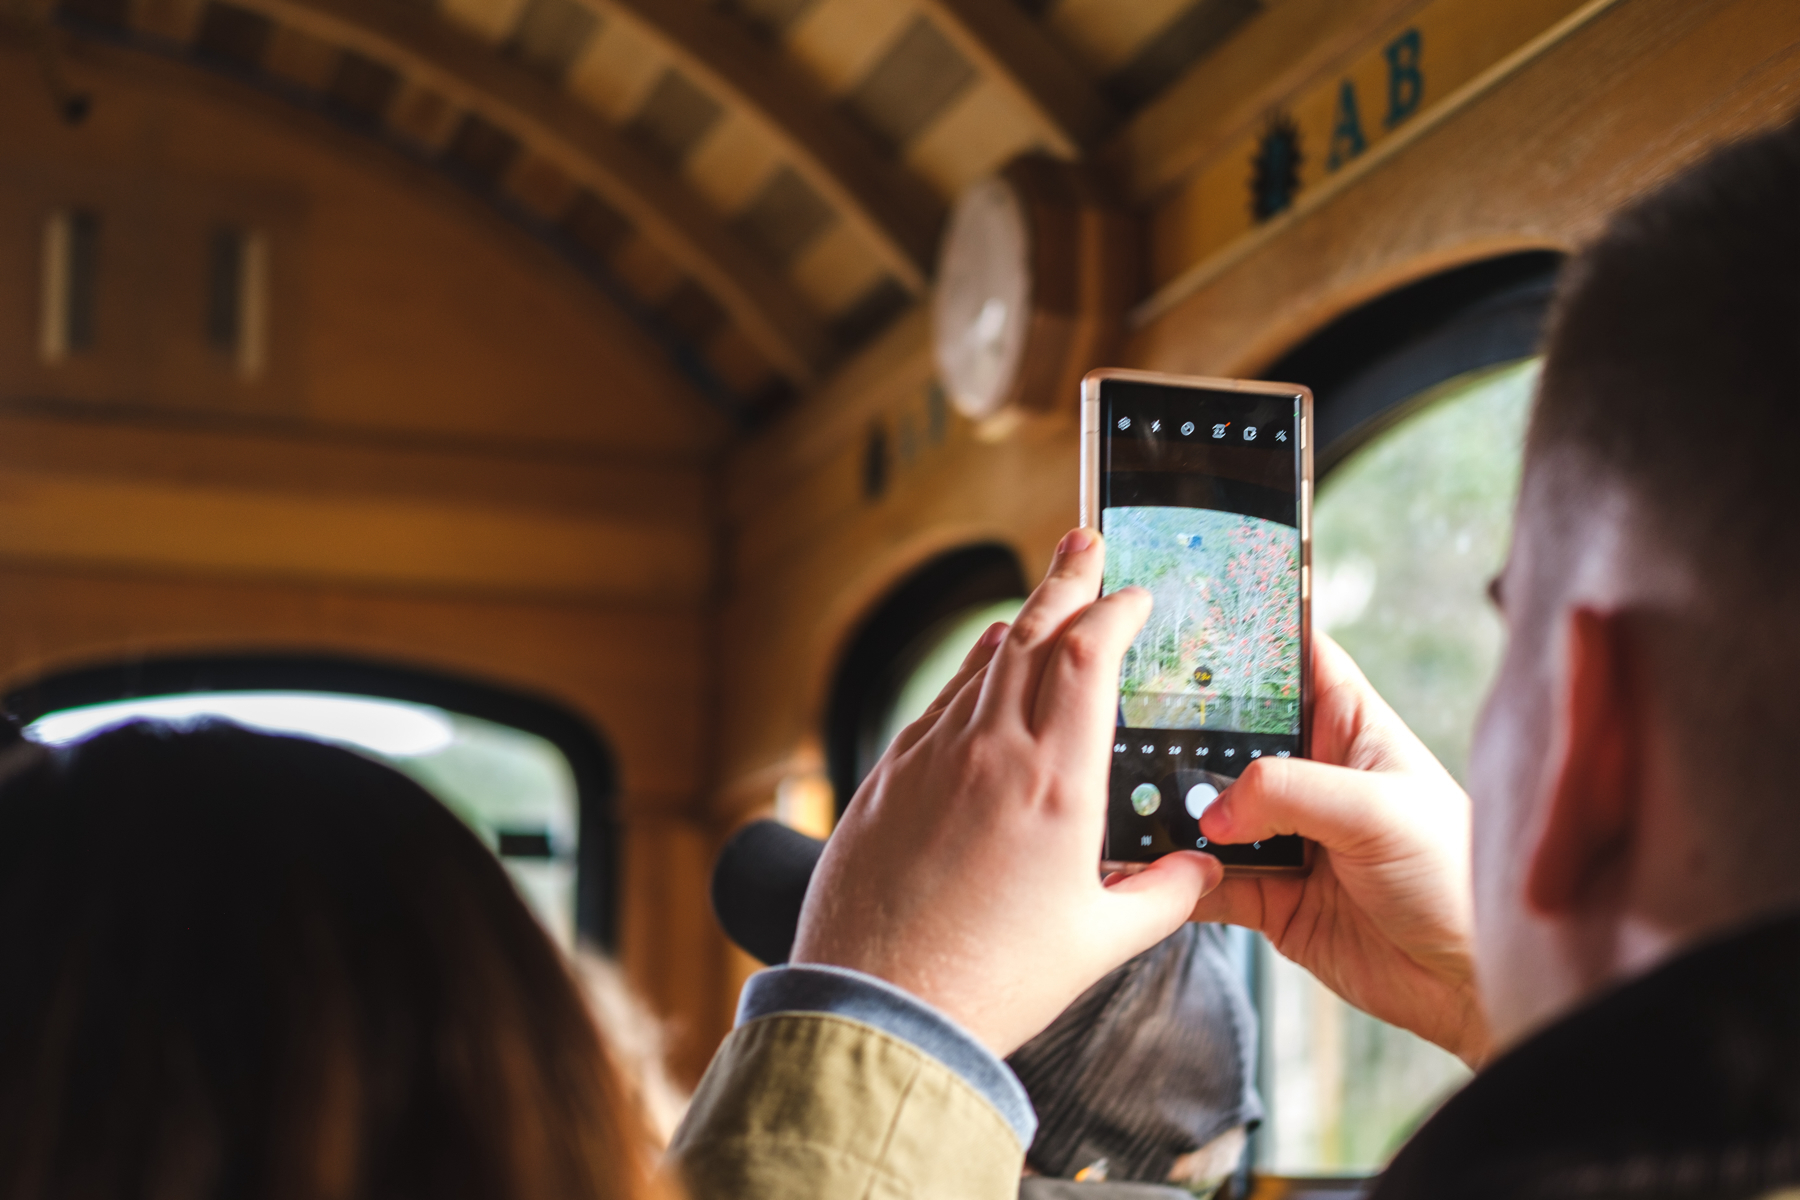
[55, 0, 1262, 421]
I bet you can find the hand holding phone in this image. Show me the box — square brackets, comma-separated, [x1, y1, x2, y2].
[1191, 633, 1488, 1065]
[1081, 369, 1314, 875]
[792, 529, 1218, 1057]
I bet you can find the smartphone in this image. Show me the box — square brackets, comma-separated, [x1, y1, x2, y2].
[1081, 369, 1314, 875]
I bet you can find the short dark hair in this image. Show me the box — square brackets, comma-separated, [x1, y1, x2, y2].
[0, 722, 650, 1200]
[1530, 114, 1800, 876]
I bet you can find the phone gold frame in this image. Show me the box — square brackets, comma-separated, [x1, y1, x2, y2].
[1081, 367, 1316, 878]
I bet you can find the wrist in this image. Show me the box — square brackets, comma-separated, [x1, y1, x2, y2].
[790, 950, 1011, 1056]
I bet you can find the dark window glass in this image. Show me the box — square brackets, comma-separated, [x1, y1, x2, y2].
[65, 209, 100, 353]
[207, 227, 245, 354]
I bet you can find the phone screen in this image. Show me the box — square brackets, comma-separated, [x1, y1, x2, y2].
[1097, 377, 1308, 868]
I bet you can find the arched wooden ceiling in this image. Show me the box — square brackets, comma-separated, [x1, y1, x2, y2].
[43, 0, 1266, 422]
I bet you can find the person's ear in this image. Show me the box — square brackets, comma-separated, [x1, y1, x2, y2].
[1525, 608, 1642, 916]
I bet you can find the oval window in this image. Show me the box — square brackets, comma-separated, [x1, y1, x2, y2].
[876, 598, 1027, 753]
[1256, 358, 1535, 1175]
[26, 690, 583, 949]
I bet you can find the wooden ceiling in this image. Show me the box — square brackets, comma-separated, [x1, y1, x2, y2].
[41, 0, 1266, 423]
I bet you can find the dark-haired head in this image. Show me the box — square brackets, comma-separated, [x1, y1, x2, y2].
[1471, 113, 1800, 1042]
[1532, 114, 1800, 858]
[0, 721, 655, 1200]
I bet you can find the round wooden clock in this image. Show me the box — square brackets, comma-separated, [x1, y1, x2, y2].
[931, 155, 1140, 428]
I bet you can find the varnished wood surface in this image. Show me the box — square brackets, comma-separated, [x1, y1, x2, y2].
[0, 568, 702, 805]
[1106, 0, 1436, 204]
[0, 37, 733, 1079]
[0, 40, 729, 452]
[230, 0, 836, 380]
[921, 0, 1118, 155]
[717, 0, 1800, 826]
[608, 0, 945, 289]
[6, 0, 1800, 1085]
[1128, 0, 1800, 377]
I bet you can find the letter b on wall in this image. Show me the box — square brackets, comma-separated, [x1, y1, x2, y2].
[1385, 28, 1423, 128]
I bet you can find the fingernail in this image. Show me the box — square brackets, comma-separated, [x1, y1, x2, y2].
[979, 621, 1009, 648]
[1058, 527, 1095, 556]
[1198, 854, 1225, 891]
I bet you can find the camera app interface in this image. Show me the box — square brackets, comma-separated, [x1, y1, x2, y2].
[1100, 379, 1305, 867]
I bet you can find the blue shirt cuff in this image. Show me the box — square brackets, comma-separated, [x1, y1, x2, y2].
[736, 962, 1038, 1148]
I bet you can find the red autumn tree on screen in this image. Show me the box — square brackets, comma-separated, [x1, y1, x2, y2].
[1108, 507, 1300, 734]
[1200, 519, 1301, 731]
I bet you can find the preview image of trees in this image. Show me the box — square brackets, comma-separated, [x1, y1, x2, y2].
[1102, 505, 1301, 733]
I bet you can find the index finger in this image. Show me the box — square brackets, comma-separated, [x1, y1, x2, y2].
[975, 528, 1107, 724]
[887, 621, 1008, 758]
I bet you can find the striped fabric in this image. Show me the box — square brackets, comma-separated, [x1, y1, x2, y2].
[1008, 923, 1263, 1184]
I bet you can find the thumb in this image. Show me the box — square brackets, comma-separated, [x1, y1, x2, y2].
[1096, 851, 1220, 956]
[1201, 755, 1401, 852]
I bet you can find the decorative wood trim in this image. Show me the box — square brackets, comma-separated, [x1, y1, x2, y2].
[1105, 0, 1434, 204]
[920, 0, 1118, 157]
[254, 0, 834, 381]
[1131, 0, 1626, 329]
[606, 0, 944, 291]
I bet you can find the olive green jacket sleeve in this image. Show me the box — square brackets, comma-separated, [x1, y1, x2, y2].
[668, 1011, 1027, 1200]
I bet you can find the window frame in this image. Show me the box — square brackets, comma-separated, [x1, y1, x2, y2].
[1267, 250, 1560, 478]
[3, 652, 621, 951]
[1240, 251, 1562, 1187]
[824, 543, 1026, 814]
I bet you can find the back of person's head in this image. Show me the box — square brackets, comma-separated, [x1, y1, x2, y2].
[1527, 113, 1800, 887]
[1009, 924, 1260, 1189]
[0, 720, 653, 1200]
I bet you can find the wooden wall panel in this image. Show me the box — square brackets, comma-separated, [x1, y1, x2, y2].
[619, 814, 734, 1086]
[0, 564, 733, 1072]
[0, 470, 706, 600]
[1129, 0, 1800, 378]
[0, 40, 728, 453]
[0, 568, 703, 803]
[0, 41, 734, 1059]
[7, 0, 1799, 1086]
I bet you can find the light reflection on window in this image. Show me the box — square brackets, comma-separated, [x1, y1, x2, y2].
[878, 598, 1025, 755]
[25, 692, 580, 949]
[1258, 358, 1537, 1175]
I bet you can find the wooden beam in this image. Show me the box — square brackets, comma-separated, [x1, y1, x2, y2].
[920, 0, 1118, 157]
[607, 0, 945, 291]
[1105, 0, 1446, 203]
[253, 0, 834, 382]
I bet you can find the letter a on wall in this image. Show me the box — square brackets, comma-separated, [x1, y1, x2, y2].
[1328, 80, 1367, 171]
